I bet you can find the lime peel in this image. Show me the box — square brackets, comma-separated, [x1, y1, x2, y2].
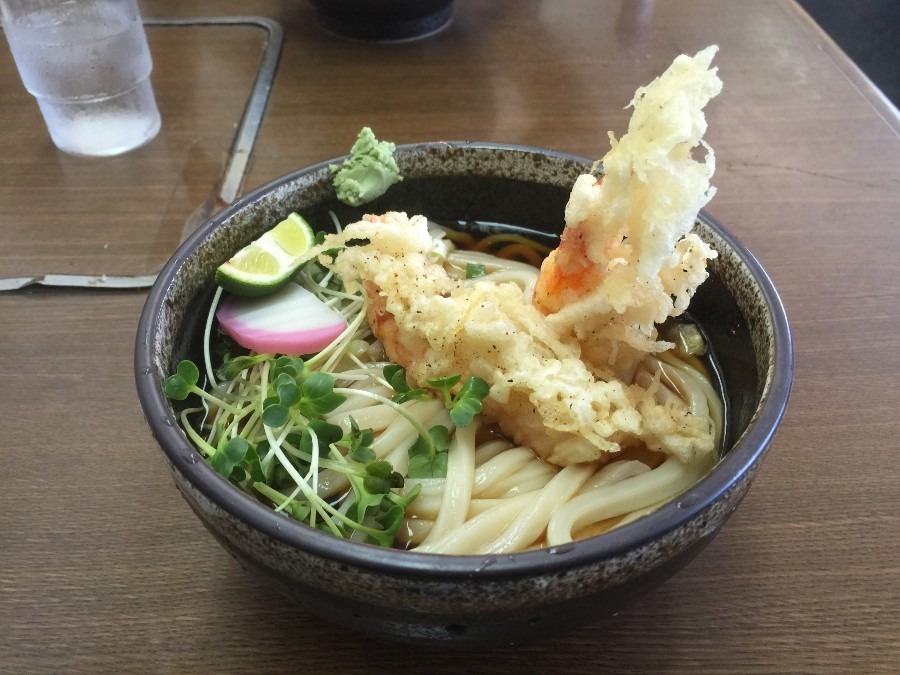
[215, 212, 317, 297]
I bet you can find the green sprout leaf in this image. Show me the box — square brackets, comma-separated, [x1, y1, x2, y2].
[384, 364, 427, 403]
[288, 501, 312, 521]
[262, 367, 345, 427]
[209, 436, 251, 479]
[244, 445, 266, 484]
[362, 460, 404, 494]
[297, 371, 346, 417]
[177, 360, 200, 384]
[450, 376, 490, 428]
[346, 417, 376, 463]
[272, 355, 306, 383]
[164, 360, 200, 400]
[383, 363, 405, 390]
[216, 353, 269, 381]
[426, 373, 461, 408]
[466, 262, 486, 279]
[298, 419, 344, 454]
[262, 401, 290, 428]
[408, 425, 450, 478]
[274, 372, 301, 407]
[423, 373, 490, 428]
[376, 503, 405, 533]
[341, 456, 413, 547]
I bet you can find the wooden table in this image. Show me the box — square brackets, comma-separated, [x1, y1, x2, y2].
[2, 1, 898, 671]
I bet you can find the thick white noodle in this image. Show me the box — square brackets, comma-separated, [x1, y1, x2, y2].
[472, 447, 537, 497]
[616, 498, 672, 527]
[446, 250, 540, 275]
[545, 455, 712, 546]
[404, 496, 444, 521]
[326, 402, 401, 433]
[366, 348, 718, 553]
[404, 478, 446, 499]
[576, 459, 651, 495]
[473, 439, 515, 465]
[315, 397, 446, 499]
[413, 493, 534, 555]
[488, 459, 557, 498]
[654, 358, 708, 418]
[418, 422, 477, 546]
[466, 269, 539, 295]
[328, 378, 395, 416]
[446, 250, 540, 296]
[467, 497, 529, 517]
[401, 517, 434, 545]
[478, 464, 596, 555]
[656, 351, 724, 443]
[403, 492, 555, 543]
[382, 406, 451, 476]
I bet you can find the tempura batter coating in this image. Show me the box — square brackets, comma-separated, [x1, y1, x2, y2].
[323, 47, 723, 466]
[535, 46, 722, 379]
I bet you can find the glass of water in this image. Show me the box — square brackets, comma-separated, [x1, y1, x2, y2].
[0, 0, 161, 156]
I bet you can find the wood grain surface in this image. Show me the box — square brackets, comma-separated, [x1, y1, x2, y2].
[1, 1, 898, 672]
[0, 22, 268, 278]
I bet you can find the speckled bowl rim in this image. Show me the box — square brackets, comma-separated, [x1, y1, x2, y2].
[136, 141, 793, 580]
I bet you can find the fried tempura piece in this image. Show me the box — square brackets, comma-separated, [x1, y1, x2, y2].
[535, 46, 722, 380]
[326, 212, 712, 467]
[323, 47, 722, 466]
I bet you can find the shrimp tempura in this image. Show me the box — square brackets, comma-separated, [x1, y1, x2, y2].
[535, 46, 722, 379]
[322, 47, 723, 467]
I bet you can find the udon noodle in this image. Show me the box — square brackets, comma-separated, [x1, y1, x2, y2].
[324, 226, 721, 552]
[186, 224, 721, 554]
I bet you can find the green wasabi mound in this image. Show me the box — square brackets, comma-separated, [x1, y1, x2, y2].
[330, 127, 403, 206]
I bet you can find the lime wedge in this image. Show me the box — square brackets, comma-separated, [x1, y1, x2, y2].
[215, 212, 317, 297]
[270, 212, 315, 255]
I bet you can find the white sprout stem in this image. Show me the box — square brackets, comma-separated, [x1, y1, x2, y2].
[260, 467, 392, 540]
[203, 286, 224, 389]
[257, 361, 274, 468]
[332, 387, 434, 441]
[303, 429, 321, 528]
[320, 311, 369, 373]
[281, 438, 362, 474]
[273, 484, 304, 512]
[180, 408, 218, 456]
[207, 370, 263, 445]
[317, 269, 336, 288]
[303, 307, 368, 370]
[328, 210, 343, 234]
[205, 375, 242, 445]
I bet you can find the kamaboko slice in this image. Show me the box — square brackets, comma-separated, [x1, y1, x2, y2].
[217, 283, 348, 355]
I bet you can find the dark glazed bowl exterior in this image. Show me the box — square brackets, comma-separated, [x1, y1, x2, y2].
[307, 0, 455, 42]
[135, 142, 793, 646]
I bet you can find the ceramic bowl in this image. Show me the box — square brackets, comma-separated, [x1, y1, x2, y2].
[135, 142, 792, 646]
[307, 0, 454, 42]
